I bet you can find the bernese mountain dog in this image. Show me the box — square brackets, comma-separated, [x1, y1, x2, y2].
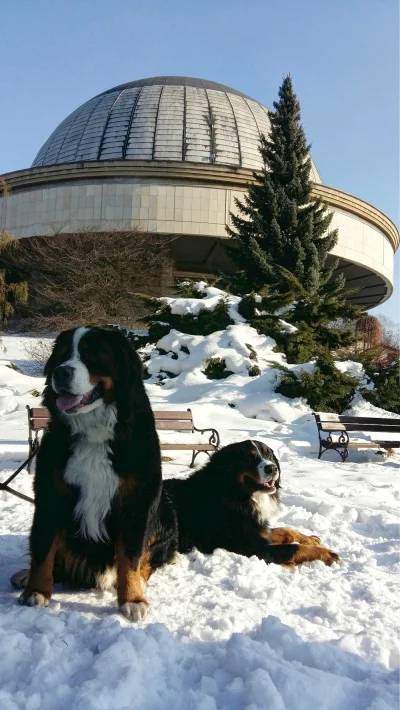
[11, 326, 177, 621]
[164, 440, 340, 567]
[11, 330, 337, 618]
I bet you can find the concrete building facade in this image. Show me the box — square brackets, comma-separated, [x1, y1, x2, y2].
[0, 76, 398, 308]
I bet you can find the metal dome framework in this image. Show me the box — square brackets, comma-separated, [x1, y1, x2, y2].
[32, 76, 322, 180]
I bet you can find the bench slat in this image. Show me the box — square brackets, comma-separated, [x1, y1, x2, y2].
[30, 408, 50, 419]
[316, 414, 398, 426]
[321, 423, 400, 433]
[31, 418, 50, 430]
[160, 443, 215, 450]
[325, 442, 400, 449]
[345, 442, 388, 448]
[320, 424, 347, 431]
[153, 411, 192, 420]
[156, 421, 193, 431]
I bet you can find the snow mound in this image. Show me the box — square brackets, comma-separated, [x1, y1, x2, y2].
[0, 328, 398, 708]
[0, 612, 397, 710]
[160, 283, 246, 324]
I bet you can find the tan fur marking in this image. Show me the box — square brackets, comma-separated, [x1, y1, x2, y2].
[268, 527, 322, 546]
[281, 544, 340, 567]
[54, 539, 99, 587]
[116, 541, 147, 607]
[21, 536, 59, 601]
[139, 541, 155, 583]
[90, 374, 114, 391]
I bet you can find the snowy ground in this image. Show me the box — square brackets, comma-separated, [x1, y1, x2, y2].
[0, 335, 399, 710]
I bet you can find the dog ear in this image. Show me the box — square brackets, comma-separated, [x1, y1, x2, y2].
[42, 331, 73, 411]
[103, 331, 149, 415]
[43, 330, 74, 380]
[43, 335, 62, 380]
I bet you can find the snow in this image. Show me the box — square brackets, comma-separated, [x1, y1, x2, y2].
[160, 284, 246, 324]
[0, 333, 399, 710]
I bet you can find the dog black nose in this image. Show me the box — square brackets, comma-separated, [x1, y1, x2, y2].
[53, 365, 74, 388]
[264, 463, 278, 476]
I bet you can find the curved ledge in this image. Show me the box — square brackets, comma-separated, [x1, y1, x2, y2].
[1, 161, 398, 252]
[312, 184, 399, 252]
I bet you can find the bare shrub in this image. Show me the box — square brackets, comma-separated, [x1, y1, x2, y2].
[22, 337, 54, 374]
[376, 314, 400, 349]
[1, 227, 174, 332]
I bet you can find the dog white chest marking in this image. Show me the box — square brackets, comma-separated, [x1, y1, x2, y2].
[252, 490, 279, 525]
[64, 404, 119, 542]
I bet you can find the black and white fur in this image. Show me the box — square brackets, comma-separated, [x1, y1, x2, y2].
[12, 326, 178, 620]
[164, 439, 299, 565]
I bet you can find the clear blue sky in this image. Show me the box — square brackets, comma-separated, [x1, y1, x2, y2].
[1, 0, 398, 321]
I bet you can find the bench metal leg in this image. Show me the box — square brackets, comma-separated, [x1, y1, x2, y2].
[0, 450, 37, 504]
[320, 434, 349, 462]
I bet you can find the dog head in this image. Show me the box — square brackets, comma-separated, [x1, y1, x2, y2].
[43, 326, 145, 417]
[210, 439, 281, 497]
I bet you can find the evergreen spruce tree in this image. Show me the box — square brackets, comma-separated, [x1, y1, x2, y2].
[222, 75, 362, 360]
[225, 75, 337, 295]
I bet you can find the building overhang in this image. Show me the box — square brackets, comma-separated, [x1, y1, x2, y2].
[2, 161, 398, 252]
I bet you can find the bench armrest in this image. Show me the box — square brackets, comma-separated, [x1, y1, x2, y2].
[191, 422, 220, 449]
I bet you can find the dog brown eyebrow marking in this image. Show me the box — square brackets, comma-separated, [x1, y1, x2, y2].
[89, 375, 114, 391]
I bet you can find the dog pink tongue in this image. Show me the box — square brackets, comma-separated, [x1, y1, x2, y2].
[56, 394, 83, 412]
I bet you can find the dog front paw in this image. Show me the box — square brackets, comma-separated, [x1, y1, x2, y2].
[18, 591, 50, 607]
[119, 601, 149, 622]
[10, 568, 29, 589]
[322, 549, 340, 566]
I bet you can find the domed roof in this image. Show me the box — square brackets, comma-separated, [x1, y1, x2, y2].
[32, 76, 321, 181]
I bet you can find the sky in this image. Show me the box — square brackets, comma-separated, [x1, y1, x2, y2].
[1, 0, 399, 322]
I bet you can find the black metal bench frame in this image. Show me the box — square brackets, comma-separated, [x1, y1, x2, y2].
[313, 412, 400, 462]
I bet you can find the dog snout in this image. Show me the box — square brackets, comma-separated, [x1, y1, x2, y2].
[53, 365, 74, 389]
[264, 463, 278, 478]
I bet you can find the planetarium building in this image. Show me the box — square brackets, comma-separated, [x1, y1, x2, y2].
[0, 76, 397, 308]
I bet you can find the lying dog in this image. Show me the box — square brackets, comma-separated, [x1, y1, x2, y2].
[12, 327, 177, 621]
[164, 440, 340, 567]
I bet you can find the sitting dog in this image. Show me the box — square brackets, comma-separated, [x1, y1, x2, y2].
[164, 440, 339, 567]
[12, 327, 177, 621]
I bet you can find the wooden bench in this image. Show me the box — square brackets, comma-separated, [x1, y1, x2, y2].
[0, 407, 220, 505]
[313, 412, 400, 462]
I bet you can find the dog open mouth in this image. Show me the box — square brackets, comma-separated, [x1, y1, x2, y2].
[245, 473, 278, 493]
[260, 477, 278, 494]
[56, 387, 102, 413]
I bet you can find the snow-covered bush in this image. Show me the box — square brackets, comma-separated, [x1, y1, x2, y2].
[203, 357, 234, 380]
[276, 352, 360, 412]
[361, 359, 400, 414]
[132, 285, 237, 337]
[114, 281, 387, 414]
